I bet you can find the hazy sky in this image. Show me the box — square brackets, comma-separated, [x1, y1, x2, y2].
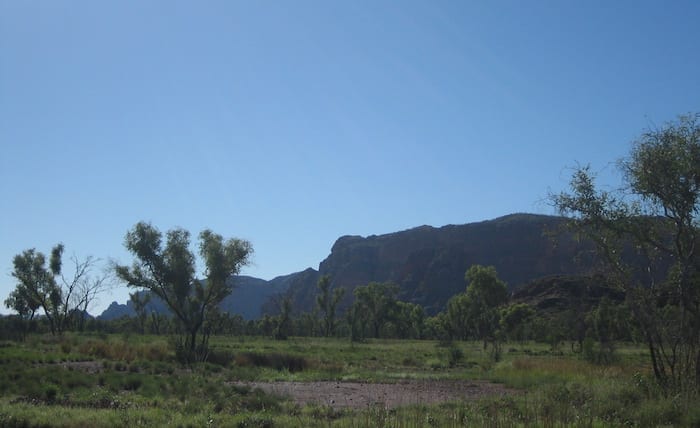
[1, 1, 698, 314]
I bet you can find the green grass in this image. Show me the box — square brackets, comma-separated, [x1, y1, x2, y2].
[0, 334, 697, 427]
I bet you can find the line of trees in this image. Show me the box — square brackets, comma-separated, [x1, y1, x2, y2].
[3, 222, 252, 363]
[3, 251, 635, 369]
[3, 262, 633, 359]
[3, 113, 699, 394]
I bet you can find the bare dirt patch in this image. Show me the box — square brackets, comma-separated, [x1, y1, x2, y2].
[234, 380, 515, 410]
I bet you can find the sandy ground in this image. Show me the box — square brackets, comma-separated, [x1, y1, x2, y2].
[57, 362, 515, 410]
[234, 380, 515, 410]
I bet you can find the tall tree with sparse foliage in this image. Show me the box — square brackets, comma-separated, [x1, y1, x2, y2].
[316, 275, 345, 337]
[553, 113, 700, 394]
[7, 245, 107, 335]
[115, 222, 252, 362]
[351, 282, 399, 338]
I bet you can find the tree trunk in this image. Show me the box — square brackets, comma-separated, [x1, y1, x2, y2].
[190, 330, 197, 354]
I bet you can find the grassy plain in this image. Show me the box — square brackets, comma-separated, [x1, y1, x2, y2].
[0, 334, 697, 427]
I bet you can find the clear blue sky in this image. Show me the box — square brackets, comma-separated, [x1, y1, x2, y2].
[1, 1, 698, 314]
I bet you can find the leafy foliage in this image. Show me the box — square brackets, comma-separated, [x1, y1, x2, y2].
[315, 275, 344, 337]
[115, 222, 252, 362]
[553, 113, 700, 394]
[350, 282, 399, 339]
[446, 265, 508, 345]
[6, 245, 109, 335]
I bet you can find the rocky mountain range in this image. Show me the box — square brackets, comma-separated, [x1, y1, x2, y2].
[100, 213, 601, 320]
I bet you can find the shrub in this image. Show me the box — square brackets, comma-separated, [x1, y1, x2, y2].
[636, 398, 682, 426]
[447, 345, 463, 368]
[207, 349, 234, 367]
[122, 375, 143, 391]
[582, 337, 617, 365]
[44, 385, 59, 402]
[237, 415, 274, 428]
[234, 352, 308, 372]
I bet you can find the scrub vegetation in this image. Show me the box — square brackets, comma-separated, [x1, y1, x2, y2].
[2, 114, 700, 426]
[0, 334, 697, 427]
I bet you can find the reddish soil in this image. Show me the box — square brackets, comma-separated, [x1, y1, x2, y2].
[234, 380, 515, 410]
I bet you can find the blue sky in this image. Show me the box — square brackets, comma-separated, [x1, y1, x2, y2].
[1, 1, 698, 314]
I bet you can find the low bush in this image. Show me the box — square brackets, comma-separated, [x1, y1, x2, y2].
[447, 345, 463, 367]
[234, 352, 308, 372]
[207, 348, 234, 366]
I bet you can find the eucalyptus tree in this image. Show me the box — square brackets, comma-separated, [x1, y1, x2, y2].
[553, 113, 700, 394]
[7, 245, 108, 335]
[446, 265, 508, 344]
[115, 222, 252, 362]
[316, 275, 345, 337]
[351, 282, 399, 338]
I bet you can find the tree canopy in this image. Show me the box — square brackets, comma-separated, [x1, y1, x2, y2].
[445, 265, 509, 343]
[115, 222, 252, 361]
[7, 245, 109, 335]
[316, 275, 345, 337]
[553, 113, 700, 394]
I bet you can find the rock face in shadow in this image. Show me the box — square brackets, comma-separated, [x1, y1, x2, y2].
[100, 213, 616, 320]
[220, 275, 292, 319]
[510, 275, 625, 315]
[98, 275, 292, 320]
[267, 213, 596, 315]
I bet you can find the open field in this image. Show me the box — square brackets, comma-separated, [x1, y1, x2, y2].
[0, 334, 697, 427]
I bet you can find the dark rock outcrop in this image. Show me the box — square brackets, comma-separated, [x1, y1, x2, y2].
[511, 275, 625, 314]
[100, 213, 624, 320]
[269, 213, 595, 315]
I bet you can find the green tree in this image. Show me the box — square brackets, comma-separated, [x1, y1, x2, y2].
[4, 284, 41, 339]
[296, 310, 319, 337]
[465, 265, 509, 309]
[408, 302, 426, 339]
[444, 266, 508, 343]
[500, 303, 535, 342]
[466, 265, 509, 346]
[7, 245, 104, 335]
[389, 301, 425, 339]
[351, 282, 399, 338]
[445, 293, 471, 340]
[424, 313, 450, 341]
[553, 113, 700, 393]
[274, 296, 293, 340]
[582, 297, 621, 364]
[4, 283, 41, 323]
[115, 222, 252, 362]
[316, 275, 345, 337]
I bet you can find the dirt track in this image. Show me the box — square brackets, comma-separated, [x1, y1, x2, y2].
[234, 380, 514, 410]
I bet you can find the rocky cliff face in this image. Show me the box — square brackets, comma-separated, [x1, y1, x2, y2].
[267, 213, 595, 315]
[100, 213, 605, 320]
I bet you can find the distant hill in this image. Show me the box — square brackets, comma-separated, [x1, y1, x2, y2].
[99, 213, 619, 320]
[98, 274, 292, 320]
[223, 275, 291, 319]
[263, 213, 598, 316]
